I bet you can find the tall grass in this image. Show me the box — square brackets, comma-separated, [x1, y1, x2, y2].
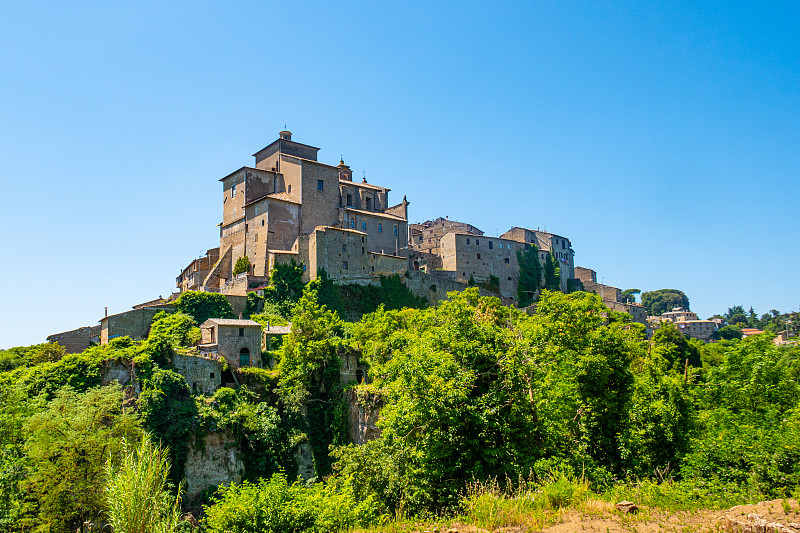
[105, 434, 182, 533]
[459, 473, 589, 530]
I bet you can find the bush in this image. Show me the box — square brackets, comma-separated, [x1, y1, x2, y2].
[203, 473, 372, 533]
[174, 291, 234, 325]
[233, 256, 251, 276]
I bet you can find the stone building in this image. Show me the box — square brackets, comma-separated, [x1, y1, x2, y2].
[648, 307, 718, 342]
[198, 318, 262, 369]
[47, 325, 101, 354]
[409, 217, 484, 256]
[574, 267, 622, 302]
[500, 227, 575, 283]
[100, 304, 175, 344]
[177, 248, 220, 292]
[199, 131, 410, 292]
[439, 232, 527, 299]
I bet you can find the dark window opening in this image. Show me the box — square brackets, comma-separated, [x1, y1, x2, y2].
[366, 197, 372, 210]
[342, 244, 347, 252]
[346, 194, 353, 207]
[477, 253, 481, 259]
[466, 238, 470, 245]
[317, 179, 324, 191]
[343, 261, 348, 269]
[356, 368, 364, 384]
[210, 372, 215, 379]
[504, 258, 510, 264]
[476, 239, 480, 245]
[238, 328, 244, 337]
[489, 241, 493, 249]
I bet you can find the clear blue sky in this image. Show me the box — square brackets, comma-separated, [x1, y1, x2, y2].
[1, 1, 798, 348]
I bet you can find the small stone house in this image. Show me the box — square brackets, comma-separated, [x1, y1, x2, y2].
[199, 318, 262, 369]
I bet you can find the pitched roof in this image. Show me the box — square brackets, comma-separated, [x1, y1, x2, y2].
[201, 318, 262, 327]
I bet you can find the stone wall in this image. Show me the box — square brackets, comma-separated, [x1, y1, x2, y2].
[47, 325, 100, 354]
[185, 431, 243, 501]
[173, 352, 223, 396]
[100, 306, 174, 344]
[439, 232, 525, 300]
[346, 389, 382, 446]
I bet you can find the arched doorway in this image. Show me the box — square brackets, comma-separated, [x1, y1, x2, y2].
[239, 347, 250, 367]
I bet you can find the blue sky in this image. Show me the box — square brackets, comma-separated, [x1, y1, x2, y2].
[1, 1, 798, 348]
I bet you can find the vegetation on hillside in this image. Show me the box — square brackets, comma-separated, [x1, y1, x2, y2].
[1, 272, 799, 532]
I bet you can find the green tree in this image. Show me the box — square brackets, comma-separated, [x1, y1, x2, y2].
[105, 434, 182, 533]
[174, 291, 234, 324]
[712, 324, 743, 341]
[21, 385, 143, 532]
[543, 250, 560, 292]
[138, 369, 198, 484]
[641, 289, 690, 316]
[516, 245, 541, 307]
[651, 323, 701, 368]
[233, 255, 252, 276]
[621, 289, 641, 304]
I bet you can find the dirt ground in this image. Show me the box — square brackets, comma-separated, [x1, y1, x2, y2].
[401, 498, 800, 533]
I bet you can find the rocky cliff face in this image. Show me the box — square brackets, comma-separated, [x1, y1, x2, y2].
[185, 431, 243, 500]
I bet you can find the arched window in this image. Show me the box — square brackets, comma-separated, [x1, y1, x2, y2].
[350, 217, 355, 229]
[362, 220, 367, 231]
[378, 223, 382, 233]
[393, 225, 398, 235]
[239, 347, 250, 367]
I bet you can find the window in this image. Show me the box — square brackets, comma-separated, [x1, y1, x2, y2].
[301, 264, 307, 271]
[477, 253, 481, 259]
[343, 261, 348, 269]
[466, 238, 470, 245]
[378, 223, 382, 233]
[508, 276, 512, 280]
[342, 244, 347, 252]
[362, 247, 365, 254]
[476, 239, 480, 245]
[210, 372, 215, 379]
[239, 348, 250, 367]
[261, 219, 265, 226]
[562, 241, 566, 250]
[346, 194, 353, 207]
[238, 328, 244, 337]
[288, 184, 292, 193]
[350, 217, 355, 228]
[393, 225, 398, 235]
[317, 179, 324, 191]
[231, 184, 237, 197]
[504, 258, 510, 264]
[362, 221, 367, 231]
[366, 197, 372, 210]
[489, 241, 493, 249]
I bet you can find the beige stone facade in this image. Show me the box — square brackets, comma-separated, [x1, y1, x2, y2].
[99, 305, 175, 344]
[648, 308, 718, 342]
[177, 248, 220, 292]
[501, 227, 575, 283]
[409, 217, 483, 256]
[439, 232, 527, 299]
[204, 131, 409, 290]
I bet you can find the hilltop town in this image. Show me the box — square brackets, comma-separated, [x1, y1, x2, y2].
[49, 130, 731, 352]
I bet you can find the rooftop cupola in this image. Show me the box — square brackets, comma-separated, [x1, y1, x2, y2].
[279, 130, 292, 140]
[338, 158, 352, 181]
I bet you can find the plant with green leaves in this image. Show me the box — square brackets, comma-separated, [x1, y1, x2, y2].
[516, 245, 541, 307]
[105, 434, 182, 533]
[233, 255, 252, 276]
[543, 250, 560, 291]
[174, 291, 234, 325]
[21, 385, 143, 532]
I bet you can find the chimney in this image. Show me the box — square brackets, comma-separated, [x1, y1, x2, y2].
[104, 307, 108, 318]
[279, 130, 292, 140]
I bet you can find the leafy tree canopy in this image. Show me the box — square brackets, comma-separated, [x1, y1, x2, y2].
[621, 289, 641, 303]
[174, 290, 234, 324]
[641, 289, 690, 316]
